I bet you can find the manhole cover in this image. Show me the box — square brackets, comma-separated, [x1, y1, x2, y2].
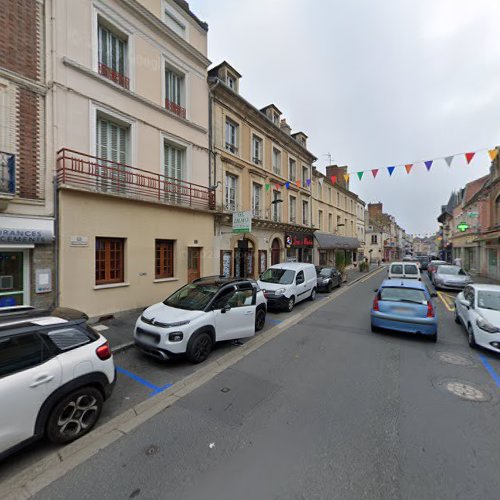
[441, 381, 490, 402]
[437, 352, 475, 367]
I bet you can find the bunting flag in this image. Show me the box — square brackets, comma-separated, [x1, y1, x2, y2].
[343, 174, 350, 183]
[275, 183, 280, 190]
[405, 164, 413, 174]
[357, 171, 364, 180]
[306, 178, 311, 187]
[425, 160, 433, 171]
[465, 152, 475, 164]
[285, 182, 290, 189]
[330, 175, 337, 185]
[265, 183, 270, 191]
[296, 180, 301, 187]
[371, 169, 379, 178]
[489, 149, 498, 162]
[445, 156, 454, 167]
[387, 166, 395, 176]
[318, 177, 324, 185]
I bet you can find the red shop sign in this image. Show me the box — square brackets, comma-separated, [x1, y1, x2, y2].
[286, 233, 314, 248]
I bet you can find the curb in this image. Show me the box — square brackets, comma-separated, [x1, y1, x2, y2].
[1, 266, 385, 500]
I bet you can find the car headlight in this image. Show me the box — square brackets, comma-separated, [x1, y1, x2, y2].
[168, 332, 184, 342]
[274, 288, 286, 296]
[476, 317, 500, 333]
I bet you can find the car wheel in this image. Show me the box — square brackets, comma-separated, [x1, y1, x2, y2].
[327, 282, 333, 293]
[454, 309, 460, 324]
[467, 325, 477, 349]
[46, 386, 103, 444]
[309, 288, 317, 301]
[371, 322, 380, 333]
[255, 307, 266, 332]
[286, 296, 295, 312]
[186, 331, 213, 364]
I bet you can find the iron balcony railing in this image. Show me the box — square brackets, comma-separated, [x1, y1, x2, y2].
[98, 62, 130, 90]
[56, 149, 215, 211]
[0, 151, 15, 195]
[165, 98, 186, 119]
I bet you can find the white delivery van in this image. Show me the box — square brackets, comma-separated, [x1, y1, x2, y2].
[257, 262, 317, 312]
[387, 262, 421, 280]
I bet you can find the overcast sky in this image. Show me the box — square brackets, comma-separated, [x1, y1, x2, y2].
[189, 0, 500, 235]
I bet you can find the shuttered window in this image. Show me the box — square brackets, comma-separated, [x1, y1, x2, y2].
[165, 69, 183, 106]
[96, 117, 128, 164]
[95, 238, 125, 285]
[98, 23, 128, 88]
[164, 142, 184, 180]
[155, 240, 174, 279]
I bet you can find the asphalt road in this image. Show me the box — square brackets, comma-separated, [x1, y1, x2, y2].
[22, 270, 500, 498]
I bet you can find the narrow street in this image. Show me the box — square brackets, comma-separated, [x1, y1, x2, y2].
[30, 270, 500, 500]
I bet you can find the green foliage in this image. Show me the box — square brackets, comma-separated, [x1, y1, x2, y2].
[359, 261, 369, 272]
[335, 251, 346, 272]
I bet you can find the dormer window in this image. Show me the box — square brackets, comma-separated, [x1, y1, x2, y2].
[272, 113, 280, 126]
[227, 75, 235, 90]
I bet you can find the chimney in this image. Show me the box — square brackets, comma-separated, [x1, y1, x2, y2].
[280, 118, 291, 135]
[325, 165, 349, 190]
[368, 203, 383, 220]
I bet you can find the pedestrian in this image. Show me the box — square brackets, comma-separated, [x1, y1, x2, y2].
[377, 259, 380, 267]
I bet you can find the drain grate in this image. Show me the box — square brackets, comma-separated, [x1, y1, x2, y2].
[437, 352, 475, 367]
[442, 381, 490, 402]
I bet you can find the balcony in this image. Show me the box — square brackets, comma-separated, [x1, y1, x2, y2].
[165, 98, 186, 119]
[98, 62, 129, 90]
[56, 149, 215, 211]
[0, 151, 15, 196]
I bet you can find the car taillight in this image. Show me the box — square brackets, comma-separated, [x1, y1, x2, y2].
[96, 341, 112, 360]
[372, 296, 380, 311]
[426, 301, 435, 318]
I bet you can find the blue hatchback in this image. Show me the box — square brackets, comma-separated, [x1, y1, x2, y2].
[371, 279, 438, 341]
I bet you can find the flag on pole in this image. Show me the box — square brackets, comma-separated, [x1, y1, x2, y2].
[425, 160, 433, 171]
[405, 164, 413, 174]
[465, 152, 475, 164]
[387, 166, 395, 176]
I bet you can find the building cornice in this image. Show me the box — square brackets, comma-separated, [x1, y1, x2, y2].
[0, 67, 47, 95]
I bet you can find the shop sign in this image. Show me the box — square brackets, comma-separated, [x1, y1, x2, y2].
[467, 212, 479, 218]
[70, 235, 89, 247]
[457, 222, 470, 232]
[0, 228, 53, 244]
[232, 211, 252, 233]
[285, 233, 314, 248]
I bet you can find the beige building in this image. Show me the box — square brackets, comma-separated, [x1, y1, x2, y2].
[50, 0, 214, 317]
[208, 62, 317, 277]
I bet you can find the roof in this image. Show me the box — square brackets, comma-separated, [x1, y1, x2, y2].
[380, 279, 426, 290]
[463, 175, 489, 205]
[260, 104, 282, 115]
[314, 232, 360, 250]
[208, 61, 242, 78]
[269, 262, 315, 270]
[192, 276, 252, 287]
[171, 0, 208, 31]
[291, 131, 308, 139]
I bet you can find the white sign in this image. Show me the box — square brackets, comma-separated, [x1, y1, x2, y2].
[232, 211, 252, 234]
[70, 235, 89, 247]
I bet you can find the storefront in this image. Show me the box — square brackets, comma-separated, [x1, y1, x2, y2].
[0, 215, 55, 309]
[285, 232, 314, 263]
[313, 232, 360, 268]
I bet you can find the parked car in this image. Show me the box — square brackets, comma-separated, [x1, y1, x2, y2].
[135, 277, 266, 364]
[258, 262, 317, 312]
[371, 280, 438, 341]
[316, 266, 342, 292]
[427, 260, 448, 279]
[387, 262, 421, 280]
[416, 255, 430, 270]
[0, 306, 116, 460]
[455, 285, 500, 352]
[432, 265, 473, 290]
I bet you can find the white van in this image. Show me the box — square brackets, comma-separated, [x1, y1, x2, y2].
[257, 262, 317, 312]
[387, 262, 421, 280]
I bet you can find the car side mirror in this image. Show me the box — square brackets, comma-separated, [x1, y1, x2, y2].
[221, 305, 231, 314]
[458, 299, 470, 309]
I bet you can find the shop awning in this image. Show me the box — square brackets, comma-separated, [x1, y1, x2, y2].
[314, 232, 360, 250]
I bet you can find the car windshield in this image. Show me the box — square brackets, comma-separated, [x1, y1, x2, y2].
[319, 268, 333, 277]
[404, 265, 418, 275]
[438, 266, 465, 276]
[380, 287, 427, 304]
[390, 264, 403, 274]
[477, 291, 500, 311]
[260, 269, 295, 284]
[163, 284, 219, 311]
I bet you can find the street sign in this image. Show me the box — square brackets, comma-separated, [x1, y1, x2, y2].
[467, 212, 479, 218]
[457, 222, 469, 232]
[232, 211, 252, 233]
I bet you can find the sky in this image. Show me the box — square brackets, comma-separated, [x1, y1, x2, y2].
[189, 0, 500, 235]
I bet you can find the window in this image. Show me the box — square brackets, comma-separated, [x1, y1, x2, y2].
[351, 220, 354, 236]
[302, 200, 309, 225]
[328, 187, 332, 204]
[98, 22, 129, 89]
[0, 333, 49, 378]
[164, 7, 186, 37]
[252, 183, 262, 217]
[296, 270, 305, 284]
[289, 158, 296, 181]
[272, 112, 280, 126]
[0, 82, 11, 153]
[225, 173, 237, 211]
[164, 142, 184, 180]
[155, 239, 174, 279]
[328, 213, 333, 232]
[496, 196, 500, 225]
[337, 192, 340, 206]
[48, 328, 90, 351]
[337, 215, 341, 230]
[272, 190, 281, 221]
[95, 237, 125, 285]
[289, 196, 297, 223]
[227, 75, 236, 90]
[318, 210, 323, 229]
[252, 135, 263, 165]
[165, 67, 185, 118]
[371, 235, 378, 244]
[272, 148, 281, 175]
[317, 182, 322, 200]
[225, 119, 238, 154]
[302, 166, 309, 187]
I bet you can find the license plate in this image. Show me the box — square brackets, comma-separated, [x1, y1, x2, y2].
[137, 328, 158, 343]
[393, 307, 410, 315]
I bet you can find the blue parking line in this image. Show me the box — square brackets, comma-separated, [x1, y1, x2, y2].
[268, 318, 283, 324]
[116, 365, 172, 396]
[479, 355, 500, 388]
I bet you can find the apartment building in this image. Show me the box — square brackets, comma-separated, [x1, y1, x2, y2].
[50, 0, 214, 316]
[0, 0, 55, 309]
[208, 61, 317, 277]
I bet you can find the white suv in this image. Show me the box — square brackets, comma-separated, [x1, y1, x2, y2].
[135, 277, 267, 364]
[0, 307, 116, 460]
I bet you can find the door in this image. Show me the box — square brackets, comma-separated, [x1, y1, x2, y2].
[187, 248, 201, 283]
[295, 270, 309, 303]
[271, 239, 281, 265]
[212, 286, 256, 341]
[0, 333, 62, 452]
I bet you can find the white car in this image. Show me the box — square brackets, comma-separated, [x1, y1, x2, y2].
[135, 277, 267, 364]
[455, 284, 500, 352]
[387, 262, 421, 280]
[0, 307, 116, 460]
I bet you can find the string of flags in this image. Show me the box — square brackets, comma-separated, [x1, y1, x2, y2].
[264, 146, 499, 191]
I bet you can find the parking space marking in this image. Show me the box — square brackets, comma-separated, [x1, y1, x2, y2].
[479, 355, 500, 388]
[437, 291, 455, 312]
[267, 318, 283, 324]
[116, 366, 172, 397]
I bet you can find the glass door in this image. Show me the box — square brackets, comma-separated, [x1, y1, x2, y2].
[0, 251, 26, 307]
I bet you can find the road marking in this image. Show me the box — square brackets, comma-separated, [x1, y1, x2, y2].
[267, 318, 283, 324]
[116, 366, 172, 396]
[92, 324, 109, 331]
[479, 355, 500, 388]
[437, 291, 455, 312]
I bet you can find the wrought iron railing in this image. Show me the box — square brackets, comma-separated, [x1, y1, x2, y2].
[165, 98, 186, 119]
[0, 151, 15, 195]
[98, 62, 130, 89]
[56, 149, 215, 211]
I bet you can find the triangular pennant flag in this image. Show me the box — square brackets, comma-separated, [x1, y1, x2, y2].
[465, 152, 475, 164]
[318, 178, 324, 185]
[405, 164, 413, 174]
[387, 166, 395, 176]
[330, 175, 337, 185]
[275, 183, 280, 190]
[265, 184, 270, 191]
[306, 178, 311, 187]
[371, 169, 379, 178]
[425, 160, 433, 171]
[285, 182, 290, 189]
[296, 180, 301, 187]
[343, 174, 350, 183]
[445, 156, 453, 167]
[357, 171, 364, 180]
[489, 149, 498, 162]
